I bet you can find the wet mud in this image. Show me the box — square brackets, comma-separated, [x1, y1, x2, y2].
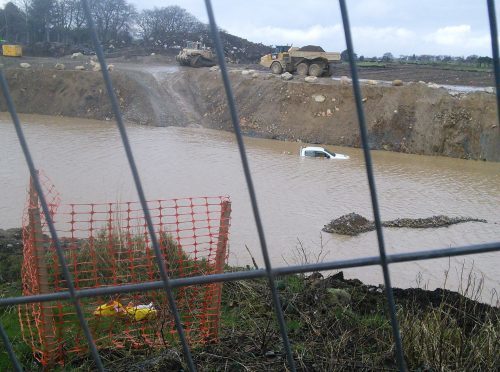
[322, 212, 487, 236]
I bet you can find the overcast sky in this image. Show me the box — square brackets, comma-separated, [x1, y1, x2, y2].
[2, 0, 498, 56]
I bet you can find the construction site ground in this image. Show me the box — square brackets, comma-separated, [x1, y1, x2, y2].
[1, 55, 498, 161]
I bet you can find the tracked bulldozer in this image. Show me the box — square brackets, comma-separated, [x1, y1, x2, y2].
[176, 41, 216, 68]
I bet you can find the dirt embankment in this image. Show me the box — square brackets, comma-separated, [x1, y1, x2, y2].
[0, 68, 156, 125]
[190, 69, 499, 161]
[1, 60, 499, 161]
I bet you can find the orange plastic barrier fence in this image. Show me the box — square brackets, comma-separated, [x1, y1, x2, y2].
[19, 174, 231, 366]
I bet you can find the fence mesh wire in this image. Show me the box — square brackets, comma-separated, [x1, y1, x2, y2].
[19, 174, 230, 367]
[0, 0, 499, 371]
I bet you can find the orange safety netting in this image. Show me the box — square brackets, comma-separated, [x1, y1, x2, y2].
[19, 174, 231, 366]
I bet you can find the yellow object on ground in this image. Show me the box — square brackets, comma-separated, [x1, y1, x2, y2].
[94, 300, 156, 321]
[93, 300, 126, 316]
[125, 302, 157, 321]
[2, 44, 22, 57]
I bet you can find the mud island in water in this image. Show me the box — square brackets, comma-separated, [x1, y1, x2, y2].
[323, 213, 488, 236]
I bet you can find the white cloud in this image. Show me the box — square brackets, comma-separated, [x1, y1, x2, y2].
[247, 24, 343, 46]
[424, 25, 490, 55]
[353, 0, 395, 19]
[242, 22, 493, 56]
[351, 26, 416, 55]
[426, 25, 471, 45]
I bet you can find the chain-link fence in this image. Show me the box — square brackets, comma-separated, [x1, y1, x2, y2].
[1, 0, 499, 371]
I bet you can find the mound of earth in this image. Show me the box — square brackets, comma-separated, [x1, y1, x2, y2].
[323, 213, 487, 236]
[298, 45, 325, 52]
[322, 212, 374, 235]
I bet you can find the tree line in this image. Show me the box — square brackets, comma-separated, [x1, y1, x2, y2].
[339, 50, 493, 67]
[0, 1, 213, 49]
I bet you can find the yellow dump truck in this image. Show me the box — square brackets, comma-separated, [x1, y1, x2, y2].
[260, 45, 340, 77]
[2, 44, 22, 57]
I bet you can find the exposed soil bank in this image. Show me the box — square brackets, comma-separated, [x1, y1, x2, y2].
[1, 61, 499, 161]
[194, 69, 499, 161]
[0, 68, 155, 125]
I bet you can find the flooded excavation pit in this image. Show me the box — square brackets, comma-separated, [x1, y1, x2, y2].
[1, 114, 499, 300]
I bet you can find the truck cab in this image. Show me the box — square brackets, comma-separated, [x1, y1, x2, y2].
[272, 45, 290, 58]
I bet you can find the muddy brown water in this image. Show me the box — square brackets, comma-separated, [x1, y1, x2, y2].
[1, 114, 499, 302]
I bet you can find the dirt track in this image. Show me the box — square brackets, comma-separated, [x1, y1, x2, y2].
[1, 55, 499, 161]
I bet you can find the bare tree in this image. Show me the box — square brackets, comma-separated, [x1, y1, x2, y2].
[13, 0, 30, 43]
[89, 0, 136, 45]
[137, 6, 203, 48]
[28, 0, 55, 42]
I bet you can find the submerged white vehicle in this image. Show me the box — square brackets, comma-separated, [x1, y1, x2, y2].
[300, 146, 350, 160]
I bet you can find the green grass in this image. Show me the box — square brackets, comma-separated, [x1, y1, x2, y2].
[197, 273, 499, 371]
[1, 227, 221, 370]
[353, 60, 492, 73]
[2, 250, 499, 371]
[356, 61, 387, 68]
[398, 61, 492, 72]
[0, 282, 32, 371]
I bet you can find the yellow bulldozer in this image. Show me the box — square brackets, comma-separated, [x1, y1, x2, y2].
[260, 45, 340, 77]
[175, 41, 216, 68]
